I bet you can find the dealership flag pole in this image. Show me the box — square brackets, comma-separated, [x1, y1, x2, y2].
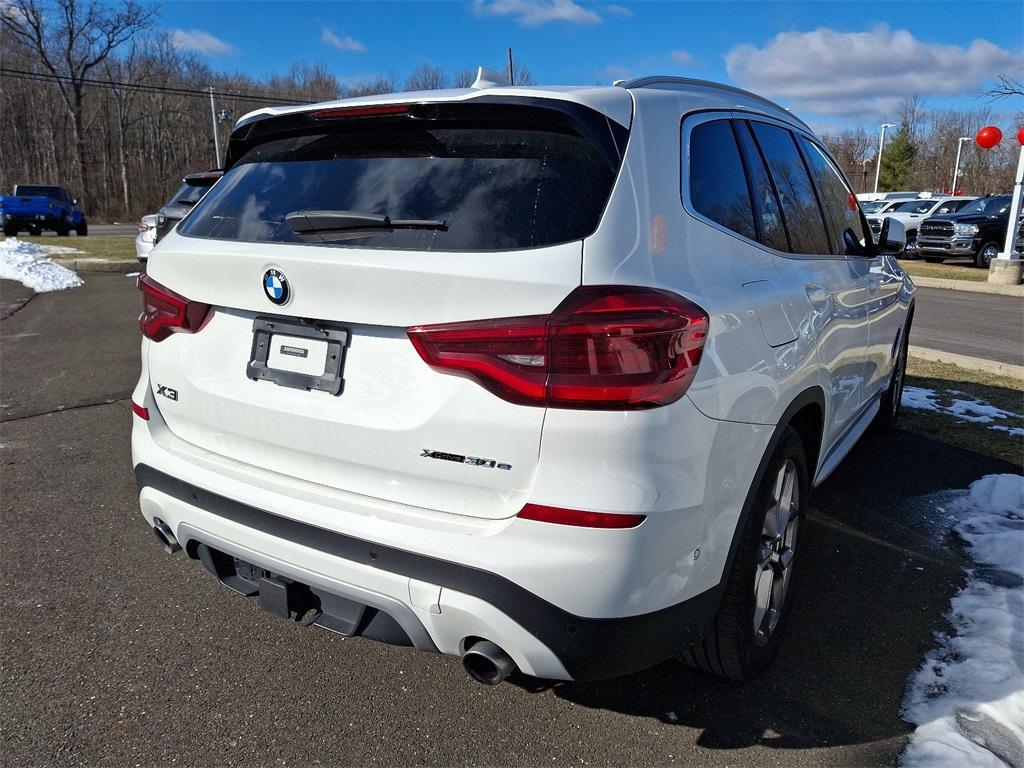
[999, 142, 1023, 260]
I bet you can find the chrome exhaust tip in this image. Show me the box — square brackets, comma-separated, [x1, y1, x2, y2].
[462, 640, 516, 685]
[152, 518, 181, 554]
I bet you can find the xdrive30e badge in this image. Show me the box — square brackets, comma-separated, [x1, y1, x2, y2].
[263, 269, 289, 305]
[421, 449, 511, 471]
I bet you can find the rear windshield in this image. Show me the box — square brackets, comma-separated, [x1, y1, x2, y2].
[165, 183, 205, 208]
[15, 186, 62, 198]
[178, 107, 626, 251]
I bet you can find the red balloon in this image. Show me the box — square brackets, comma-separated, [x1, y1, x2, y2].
[976, 125, 1002, 150]
[1017, 126, 1024, 146]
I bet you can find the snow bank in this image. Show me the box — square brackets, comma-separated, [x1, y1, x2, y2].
[0, 238, 83, 292]
[900, 474, 1024, 768]
[903, 386, 1024, 437]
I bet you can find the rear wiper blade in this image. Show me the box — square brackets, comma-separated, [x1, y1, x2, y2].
[286, 210, 447, 242]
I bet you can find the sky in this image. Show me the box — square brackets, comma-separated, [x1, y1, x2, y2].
[159, 0, 1024, 132]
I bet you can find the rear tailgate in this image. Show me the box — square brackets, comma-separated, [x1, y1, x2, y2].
[142, 96, 630, 521]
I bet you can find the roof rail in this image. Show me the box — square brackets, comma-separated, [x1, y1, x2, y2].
[616, 76, 809, 130]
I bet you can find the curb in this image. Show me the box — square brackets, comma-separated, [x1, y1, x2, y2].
[54, 258, 139, 274]
[909, 346, 1024, 382]
[911, 275, 1024, 297]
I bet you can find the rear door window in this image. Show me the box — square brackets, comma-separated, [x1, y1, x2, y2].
[750, 122, 831, 256]
[178, 104, 626, 252]
[798, 137, 868, 255]
[735, 121, 790, 252]
[687, 119, 757, 241]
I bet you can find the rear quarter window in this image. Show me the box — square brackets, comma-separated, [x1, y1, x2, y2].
[687, 119, 757, 241]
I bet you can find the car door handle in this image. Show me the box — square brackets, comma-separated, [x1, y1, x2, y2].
[805, 284, 829, 307]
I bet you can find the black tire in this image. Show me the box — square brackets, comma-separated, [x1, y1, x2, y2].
[2, 223, 16, 237]
[56, 221, 70, 236]
[875, 310, 912, 432]
[974, 242, 999, 269]
[922, 256, 945, 264]
[902, 232, 919, 260]
[680, 427, 808, 681]
[27, 224, 42, 237]
[75, 220, 88, 236]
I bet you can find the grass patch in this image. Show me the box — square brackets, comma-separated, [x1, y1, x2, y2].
[899, 259, 986, 282]
[902, 357, 1024, 467]
[1, 234, 136, 261]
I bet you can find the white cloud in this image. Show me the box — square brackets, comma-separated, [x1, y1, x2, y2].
[604, 3, 633, 17]
[670, 49, 693, 67]
[322, 27, 366, 52]
[725, 26, 1017, 121]
[473, 0, 601, 26]
[170, 28, 237, 57]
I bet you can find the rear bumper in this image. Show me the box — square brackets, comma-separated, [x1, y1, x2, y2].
[134, 462, 720, 680]
[4, 213, 63, 228]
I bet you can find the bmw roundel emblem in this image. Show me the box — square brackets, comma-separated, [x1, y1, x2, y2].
[263, 269, 289, 305]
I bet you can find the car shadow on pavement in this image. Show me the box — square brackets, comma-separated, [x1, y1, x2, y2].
[513, 429, 1017, 752]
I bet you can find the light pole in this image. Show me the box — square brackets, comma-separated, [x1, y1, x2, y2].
[861, 157, 872, 194]
[950, 136, 970, 194]
[208, 86, 221, 168]
[873, 123, 895, 194]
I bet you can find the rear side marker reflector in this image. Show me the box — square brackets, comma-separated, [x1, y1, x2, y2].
[131, 402, 149, 420]
[407, 285, 708, 410]
[517, 504, 646, 529]
[137, 273, 210, 342]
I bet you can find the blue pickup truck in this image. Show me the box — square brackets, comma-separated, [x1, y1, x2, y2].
[0, 185, 88, 236]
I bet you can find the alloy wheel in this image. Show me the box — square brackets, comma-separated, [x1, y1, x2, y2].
[753, 459, 800, 647]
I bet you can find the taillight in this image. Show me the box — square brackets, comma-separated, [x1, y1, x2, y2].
[131, 401, 149, 420]
[137, 273, 210, 342]
[137, 222, 150, 234]
[517, 503, 646, 529]
[407, 286, 708, 410]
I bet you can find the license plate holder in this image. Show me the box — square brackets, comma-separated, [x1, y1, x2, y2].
[247, 317, 349, 395]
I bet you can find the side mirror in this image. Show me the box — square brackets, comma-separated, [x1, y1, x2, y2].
[72, 197, 79, 205]
[878, 216, 906, 255]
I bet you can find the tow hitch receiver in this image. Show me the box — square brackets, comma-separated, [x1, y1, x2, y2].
[258, 577, 292, 619]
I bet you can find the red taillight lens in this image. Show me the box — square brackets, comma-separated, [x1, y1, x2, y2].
[131, 401, 149, 420]
[517, 503, 646, 529]
[137, 273, 210, 342]
[407, 286, 708, 409]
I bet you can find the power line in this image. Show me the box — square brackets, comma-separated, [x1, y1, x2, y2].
[0, 67, 314, 105]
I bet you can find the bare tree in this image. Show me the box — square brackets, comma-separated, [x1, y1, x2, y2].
[986, 72, 1024, 101]
[1, 0, 156, 208]
[404, 63, 447, 92]
[452, 68, 476, 88]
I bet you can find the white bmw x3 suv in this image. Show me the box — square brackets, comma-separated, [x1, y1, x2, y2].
[131, 75, 914, 685]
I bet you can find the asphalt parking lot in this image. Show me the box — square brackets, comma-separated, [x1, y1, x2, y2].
[0, 274, 1016, 767]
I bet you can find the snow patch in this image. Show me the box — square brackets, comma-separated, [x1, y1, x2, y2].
[902, 386, 1024, 437]
[900, 474, 1024, 768]
[0, 238, 83, 292]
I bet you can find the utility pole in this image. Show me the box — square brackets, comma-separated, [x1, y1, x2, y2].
[950, 136, 970, 194]
[208, 86, 222, 168]
[507, 48, 514, 85]
[873, 123, 895, 194]
[861, 157, 871, 193]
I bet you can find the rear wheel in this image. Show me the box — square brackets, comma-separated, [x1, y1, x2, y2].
[681, 427, 807, 680]
[2, 222, 16, 237]
[56, 219, 70, 236]
[75, 219, 88, 236]
[975, 242, 999, 269]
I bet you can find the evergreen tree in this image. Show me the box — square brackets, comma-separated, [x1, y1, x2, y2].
[879, 123, 917, 191]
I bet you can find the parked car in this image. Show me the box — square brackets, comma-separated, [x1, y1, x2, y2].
[135, 171, 223, 261]
[917, 194, 1016, 267]
[131, 75, 913, 686]
[156, 171, 222, 243]
[866, 196, 974, 258]
[0, 184, 87, 236]
[856, 191, 920, 203]
[860, 199, 904, 216]
[135, 214, 159, 261]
